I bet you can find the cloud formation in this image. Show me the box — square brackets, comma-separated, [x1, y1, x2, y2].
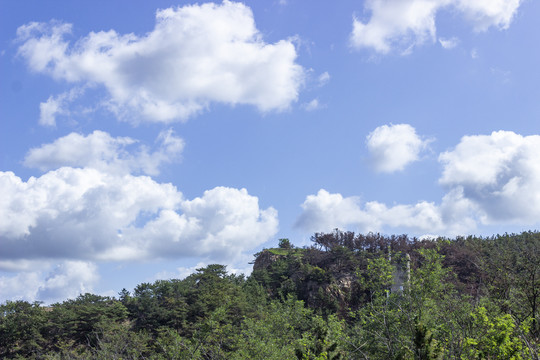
[302, 99, 323, 111]
[39, 87, 85, 126]
[39, 94, 66, 127]
[2, 145, 277, 303]
[16, 1, 305, 123]
[317, 72, 331, 87]
[0, 261, 98, 304]
[366, 123, 431, 173]
[0, 168, 277, 263]
[351, 0, 522, 54]
[439, 131, 540, 224]
[298, 130, 540, 236]
[1, 127, 278, 303]
[296, 188, 475, 236]
[439, 37, 459, 49]
[24, 130, 184, 176]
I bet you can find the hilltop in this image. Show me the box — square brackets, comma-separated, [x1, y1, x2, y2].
[1, 230, 538, 359]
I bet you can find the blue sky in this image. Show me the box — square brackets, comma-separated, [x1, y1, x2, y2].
[1, 0, 539, 303]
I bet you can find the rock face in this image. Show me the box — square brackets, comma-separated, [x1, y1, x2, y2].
[318, 274, 356, 310]
[252, 248, 359, 313]
[252, 250, 283, 272]
[252, 247, 411, 313]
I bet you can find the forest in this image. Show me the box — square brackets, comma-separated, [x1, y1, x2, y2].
[0, 230, 538, 359]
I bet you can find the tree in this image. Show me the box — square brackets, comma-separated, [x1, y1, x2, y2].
[48, 293, 128, 348]
[0, 301, 48, 358]
[461, 306, 530, 359]
[279, 238, 293, 249]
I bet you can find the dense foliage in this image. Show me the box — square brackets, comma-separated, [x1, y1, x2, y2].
[1, 231, 538, 359]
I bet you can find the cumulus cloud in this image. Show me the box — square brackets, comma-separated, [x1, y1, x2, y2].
[457, 0, 523, 32]
[296, 190, 374, 232]
[0, 271, 42, 302]
[366, 123, 431, 173]
[153, 262, 207, 282]
[439, 131, 540, 224]
[299, 130, 540, 236]
[1, 126, 278, 302]
[39, 95, 64, 126]
[0, 168, 278, 263]
[16, 1, 305, 123]
[36, 261, 99, 302]
[296, 189, 476, 236]
[24, 129, 184, 176]
[1, 126, 279, 302]
[0, 261, 98, 304]
[351, 0, 522, 54]
[153, 256, 253, 283]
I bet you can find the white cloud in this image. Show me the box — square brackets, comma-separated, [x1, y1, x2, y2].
[2, 126, 277, 302]
[317, 71, 331, 87]
[298, 130, 540, 236]
[296, 190, 374, 232]
[295, 188, 476, 236]
[439, 36, 459, 49]
[296, 189, 475, 235]
[351, 0, 522, 54]
[39, 87, 84, 126]
[0, 261, 98, 304]
[131, 186, 279, 261]
[0, 271, 42, 302]
[351, 0, 442, 54]
[366, 123, 431, 173]
[153, 262, 207, 281]
[36, 261, 99, 303]
[457, 0, 522, 32]
[39, 95, 63, 127]
[439, 131, 540, 224]
[0, 168, 278, 263]
[152, 255, 253, 283]
[16, 1, 305, 123]
[24, 129, 184, 176]
[302, 98, 323, 111]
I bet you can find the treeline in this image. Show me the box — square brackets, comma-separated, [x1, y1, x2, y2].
[0, 231, 538, 359]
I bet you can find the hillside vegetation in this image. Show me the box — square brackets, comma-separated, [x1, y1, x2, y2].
[1, 231, 539, 359]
